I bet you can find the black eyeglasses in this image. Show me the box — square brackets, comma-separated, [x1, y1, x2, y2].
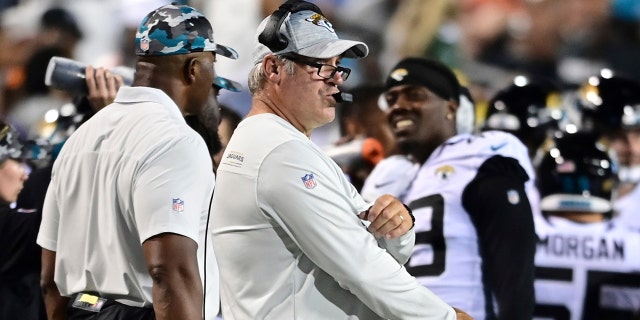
[283, 55, 351, 81]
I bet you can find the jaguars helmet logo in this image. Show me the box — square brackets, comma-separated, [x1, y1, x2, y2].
[435, 165, 455, 181]
[305, 13, 335, 33]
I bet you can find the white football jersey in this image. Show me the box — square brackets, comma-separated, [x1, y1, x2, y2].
[402, 131, 538, 319]
[360, 154, 419, 202]
[534, 216, 640, 320]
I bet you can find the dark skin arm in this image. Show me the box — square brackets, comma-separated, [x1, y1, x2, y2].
[142, 233, 202, 320]
[40, 248, 69, 320]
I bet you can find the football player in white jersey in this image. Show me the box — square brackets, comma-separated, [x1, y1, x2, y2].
[533, 132, 640, 320]
[367, 57, 537, 319]
[579, 72, 640, 231]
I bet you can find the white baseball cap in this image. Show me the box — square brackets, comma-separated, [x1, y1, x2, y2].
[253, 9, 368, 64]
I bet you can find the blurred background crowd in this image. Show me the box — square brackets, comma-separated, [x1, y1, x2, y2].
[0, 0, 638, 151]
[1, 0, 640, 144]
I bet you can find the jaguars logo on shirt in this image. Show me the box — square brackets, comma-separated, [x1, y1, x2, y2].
[435, 165, 455, 181]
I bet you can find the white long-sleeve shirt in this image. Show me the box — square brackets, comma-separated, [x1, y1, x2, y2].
[211, 114, 454, 320]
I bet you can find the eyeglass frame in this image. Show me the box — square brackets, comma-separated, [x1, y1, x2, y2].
[282, 55, 351, 81]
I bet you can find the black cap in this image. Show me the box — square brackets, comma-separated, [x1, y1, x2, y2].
[385, 57, 460, 103]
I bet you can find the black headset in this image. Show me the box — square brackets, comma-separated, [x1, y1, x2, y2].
[257, 0, 355, 103]
[258, 0, 324, 52]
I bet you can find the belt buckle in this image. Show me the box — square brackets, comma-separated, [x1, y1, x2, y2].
[71, 293, 107, 312]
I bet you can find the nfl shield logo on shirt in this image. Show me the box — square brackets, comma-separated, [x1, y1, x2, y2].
[301, 173, 317, 189]
[507, 190, 520, 205]
[172, 198, 185, 212]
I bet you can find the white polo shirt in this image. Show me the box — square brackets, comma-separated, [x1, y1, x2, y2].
[212, 114, 455, 320]
[37, 87, 215, 309]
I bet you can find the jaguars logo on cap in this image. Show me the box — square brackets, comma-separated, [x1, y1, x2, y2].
[390, 68, 408, 82]
[305, 13, 335, 33]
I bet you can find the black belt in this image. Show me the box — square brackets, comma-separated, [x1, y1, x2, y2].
[68, 293, 154, 320]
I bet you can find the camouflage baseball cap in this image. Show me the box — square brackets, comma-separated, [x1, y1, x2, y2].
[135, 4, 238, 59]
[213, 76, 242, 92]
[0, 120, 23, 163]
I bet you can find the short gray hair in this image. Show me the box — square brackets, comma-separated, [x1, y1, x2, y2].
[247, 55, 295, 95]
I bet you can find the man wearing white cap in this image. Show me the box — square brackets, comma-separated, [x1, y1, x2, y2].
[211, 1, 469, 319]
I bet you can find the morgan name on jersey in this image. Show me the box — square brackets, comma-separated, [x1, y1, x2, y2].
[538, 229, 625, 261]
[535, 216, 640, 268]
[534, 216, 640, 319]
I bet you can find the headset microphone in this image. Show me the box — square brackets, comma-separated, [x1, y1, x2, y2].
[333, 92, 353, 103]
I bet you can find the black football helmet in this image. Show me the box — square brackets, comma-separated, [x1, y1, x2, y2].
[578, 72, 640, 136]
[536, 132, 615, 213]
[484, 75, 563, 155]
